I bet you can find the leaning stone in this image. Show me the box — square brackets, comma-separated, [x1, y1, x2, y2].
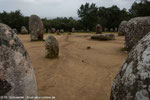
[45, 35, 59, 58]
[125, 17, 150, 51]
[96, 24, 102, 34]
[110, 32, 150, 100]
[0, 23, 37, 97]
[21, 26, 28, 34]
[118, 21, 127, 36]
[91, 33, 115, 40]
[29, 15, 44, 41]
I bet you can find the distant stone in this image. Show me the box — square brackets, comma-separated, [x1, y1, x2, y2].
[0, 23, 37, 97]
[118, 21, 127, 36]
[96, 24, 102, 34]
[115, 28, 118, 32]
[51, 28, 56, 33]
[45, 35, 59, 58]
[110, 32, 150, 100]
[72, 28, 75, 32]
[56, 30, 60, 35]
[60, 29, 64, 33]
[91, 33, 115, 40]
[21, 26, 28, 34]
[125, 17, 150, 51]
[29, 15, 44, 41]
[48, 29, 51, 33]
[13, 28, 17, 34]
[110, 28, 114, 32]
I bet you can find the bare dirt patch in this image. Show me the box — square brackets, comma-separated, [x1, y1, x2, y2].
[18, 33, 127, 100]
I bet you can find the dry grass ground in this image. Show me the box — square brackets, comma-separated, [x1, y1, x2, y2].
[18, 33, 127, 100]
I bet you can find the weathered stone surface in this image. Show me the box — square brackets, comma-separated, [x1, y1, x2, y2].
[125, 17, 150, 51]
[118, 21, 127, 36]
[21, 26, 28, 34]
[45, 35, 59, 58]
[29, 15, 44, 41]
[91, 33, 115, 40]
[110, 32, 150, 100]
[13, 28, 17, 34]
[96, 24, 102, 34]
[0, 23, 37, 98]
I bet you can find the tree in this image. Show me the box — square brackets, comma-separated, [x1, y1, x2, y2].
[78, 3, 99, 31]
[129, 0, 150, 17]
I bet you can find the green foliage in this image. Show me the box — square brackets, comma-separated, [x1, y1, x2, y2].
[78, 3, 99, 31]
[0, 1, 150, 33]
[0, 10, 29, 32]
[129, 0, 150, 17]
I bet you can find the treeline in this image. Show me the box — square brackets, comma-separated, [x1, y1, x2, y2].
[0, 0, 150, 32]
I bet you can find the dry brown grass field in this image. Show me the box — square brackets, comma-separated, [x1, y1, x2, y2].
[18, 33, 127, 100]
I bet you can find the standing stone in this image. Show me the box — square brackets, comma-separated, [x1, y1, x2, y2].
[125, 17, 150, 51]
[21, 26, 28, 34]
[110, 28, 114, 32]
[72, 28, 75, 33]
[56, 30, 60, 35]
[29, 15, 44, 41]
[96, 24, 102, 34]
[13, 28, 17, 34]
[60, 29, 64, 33]
[115, 27, 118, 32]
[110, 32, 150, 100]
[45, 35, 59, 58]
[118, 21, 127, 36]
[0, 23, 37, 98]
[51, 28, 56, 33]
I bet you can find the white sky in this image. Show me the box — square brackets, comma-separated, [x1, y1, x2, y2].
[0, 0, 136, 18]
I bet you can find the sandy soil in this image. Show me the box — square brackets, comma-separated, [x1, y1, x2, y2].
[18, 33, 127, 100]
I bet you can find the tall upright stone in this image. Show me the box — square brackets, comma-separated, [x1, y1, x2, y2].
[96, 24, 102, 34]
[0, 23, 37, 98]
[110, 32, 150, 100]
[118, 21, 127, 36]
[21, 26, 28, 34]
[125, 17, 150, 51]
[45, 35, 59, 58]
[29, 15, 44, 41]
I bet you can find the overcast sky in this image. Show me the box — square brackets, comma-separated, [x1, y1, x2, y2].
[0, 0, 136, 18]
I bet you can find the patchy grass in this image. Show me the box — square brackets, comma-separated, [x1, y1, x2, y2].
[120, 47, 128, 52]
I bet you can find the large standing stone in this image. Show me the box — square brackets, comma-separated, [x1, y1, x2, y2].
[125, 17, 150, 51]
[21, 26, 28, 34]
[29, 15, 44, 41]
[91, 33, 115, 40]
[0, 23, 37, 98]
[96, 24, 102, 34]
[110, 32, 150, 100]
[118, 21, 127, 36]
[45, 35, 59, 58]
